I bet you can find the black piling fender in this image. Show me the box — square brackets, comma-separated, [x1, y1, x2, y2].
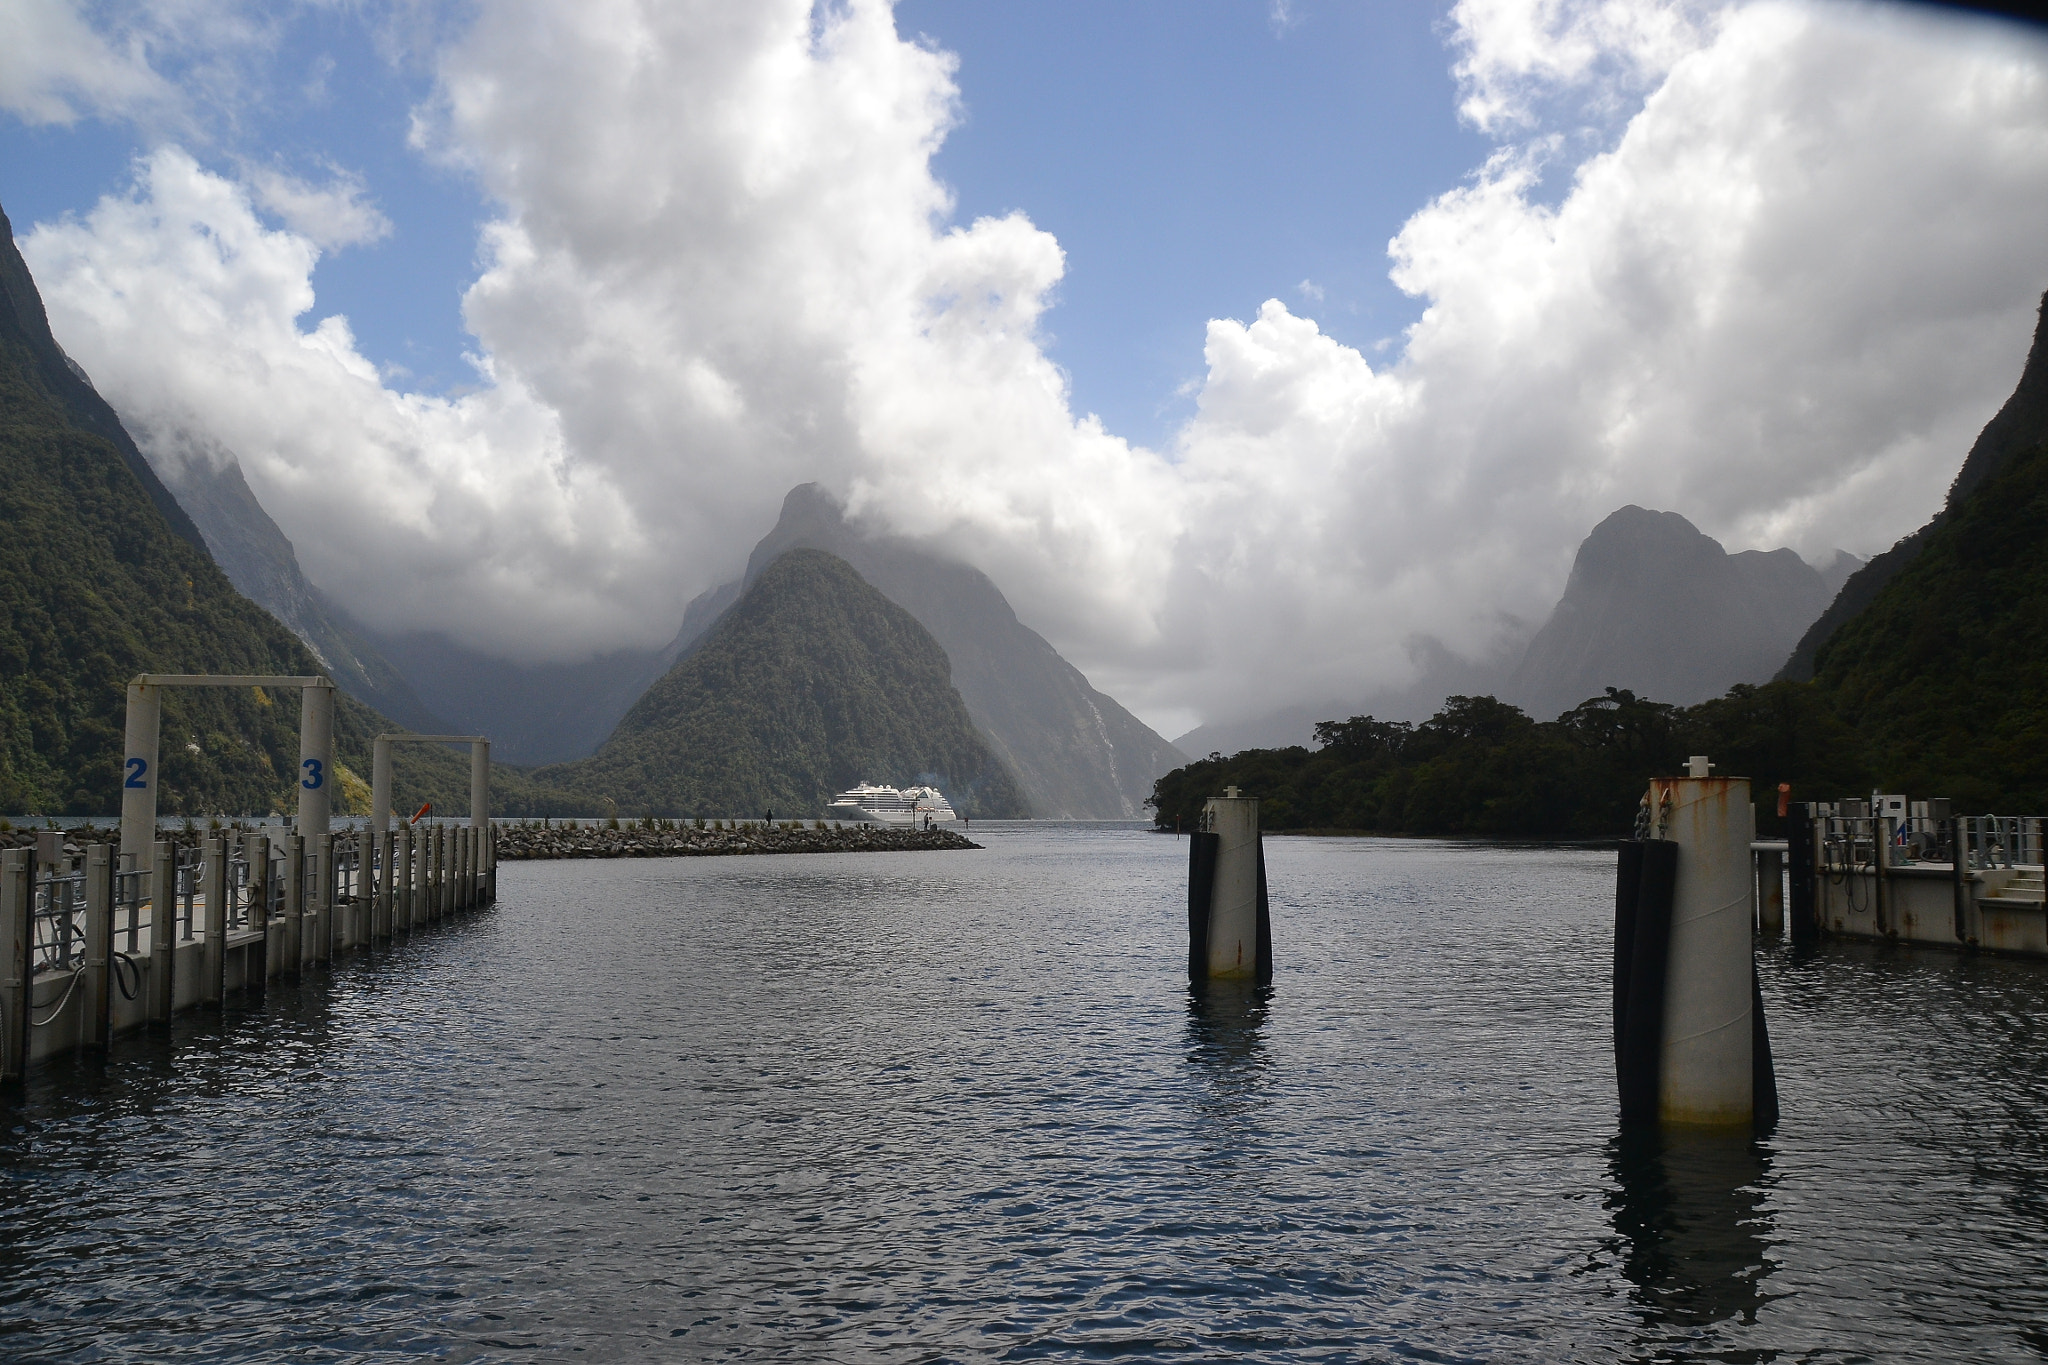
[1187, 831, 1220, 983]
[1613, 839, 1646, 1081]
[1751, 954, 1779, 1130]
[1618, 839, 1677, 1125]
[1255, 834, 1273, 984]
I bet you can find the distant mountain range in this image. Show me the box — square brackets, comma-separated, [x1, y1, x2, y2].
[535, 548, 1028, 818]
[1176, 514, 1858, 756]
[152, 448, 1181, 814]
[716, 486, 1183, 818]
[1504, 506, 1859, 722]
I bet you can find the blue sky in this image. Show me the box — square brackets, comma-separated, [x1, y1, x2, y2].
[896, 1, 1487, 443]
[2, 0, 1484, 445]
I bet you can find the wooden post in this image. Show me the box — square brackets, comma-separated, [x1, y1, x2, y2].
[246, 832, 271, 990]
[284, 834, 304, 981]
[1, 849, 28, 1080]
[318, 833, 336, 956]
[1951, 817, 1976, 948]
[202, 836, 226, 1006]
[151, 840, 176, 1021]
[353, 828, 371, 948]
[394, 825, 410, 932]
[1875, 814, 1893, 939]
[84, 843, 112, 1049]
[376, 830, 393, 940]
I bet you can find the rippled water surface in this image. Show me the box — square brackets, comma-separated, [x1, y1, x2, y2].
[6, 823, 2048, 1361]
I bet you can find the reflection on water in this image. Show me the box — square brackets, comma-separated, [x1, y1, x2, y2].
[1606, 1127, 1777, 1349]
[1185, 979, 1272, 1069]
[8, 830, 2048, 1361]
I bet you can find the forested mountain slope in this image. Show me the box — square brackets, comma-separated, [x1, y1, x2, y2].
[537, 550, 1027, 819]
[0, 203, 513, 818]
[1810, 431, 2048, 811]
[1783, 290, 2048, 681]
[727, 484, 1183, 817]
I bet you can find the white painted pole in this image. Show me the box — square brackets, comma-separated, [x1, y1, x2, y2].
[297, 681, 333, 845]
[1657, 774, 1755, 1126]
[372, 736, 392, 835]
[1204, 792, 1261, 980]
[470, 740, 490, 831]
[120, 680, 162, 867]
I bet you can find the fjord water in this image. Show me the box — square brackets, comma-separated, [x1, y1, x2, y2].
[5, 826, 2047, 1361]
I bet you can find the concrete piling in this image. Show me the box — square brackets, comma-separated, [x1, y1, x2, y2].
[1615, 764, 1777, 1130]
[1187, 787, 1272, 985]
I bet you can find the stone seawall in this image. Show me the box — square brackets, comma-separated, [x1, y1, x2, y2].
[496, 824, 981, 860]
[0, 822, 983, 860]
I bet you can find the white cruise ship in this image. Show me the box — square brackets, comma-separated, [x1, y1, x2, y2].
[826, 782, 958, 826]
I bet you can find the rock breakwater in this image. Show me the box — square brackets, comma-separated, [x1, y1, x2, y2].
[0, 821, 983, 860]
[495, 822, 981, 860]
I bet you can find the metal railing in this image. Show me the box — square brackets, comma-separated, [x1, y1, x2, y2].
[1957, 815, 2044, 870]
[1815, 812, 2044, 871]
[31, 862, 86, 975]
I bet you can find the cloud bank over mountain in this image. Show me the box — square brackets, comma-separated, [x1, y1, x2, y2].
[12, 0, 2048, 731]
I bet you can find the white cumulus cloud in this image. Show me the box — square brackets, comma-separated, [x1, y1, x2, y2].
[17, 0, 2048, 731]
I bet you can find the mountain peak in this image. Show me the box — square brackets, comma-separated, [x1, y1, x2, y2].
[540, 547, 1028, 817]
[1507, 505, 1830, 718]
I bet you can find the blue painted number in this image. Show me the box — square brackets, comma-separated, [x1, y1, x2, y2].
[302, 757, 324, 791]
[123, 757, 149, 789]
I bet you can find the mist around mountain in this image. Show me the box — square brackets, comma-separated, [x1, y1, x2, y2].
[708, 484, 1183, 818]
[1155, 283, 2048, 833]
[1783, 290, 2048, 682]
[1504, 506, 1848, 721]
[536, 549, 1027, 819]
[137, 431, 448, 735]
[1176, 507, 1862, 761]
[0, 203, 494, 817]
[1171, 636, 1515, 758]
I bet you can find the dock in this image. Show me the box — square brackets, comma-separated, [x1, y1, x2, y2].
[1, 822, 495, 1077]
[1771, 805, 2048, 955]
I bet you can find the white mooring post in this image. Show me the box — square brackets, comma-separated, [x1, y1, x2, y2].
[1657, 764, 1758, 1126]
[298, 682, 333, 847]
[1205, 791, 1262, 979]
[123, 673, 332, 877]
[120, 680, 162, 867]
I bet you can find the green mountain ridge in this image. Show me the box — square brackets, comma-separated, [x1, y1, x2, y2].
[536, 549, 1028, 818]
[1782, 290, 2048, 681]
[0, 202, 524, 819]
